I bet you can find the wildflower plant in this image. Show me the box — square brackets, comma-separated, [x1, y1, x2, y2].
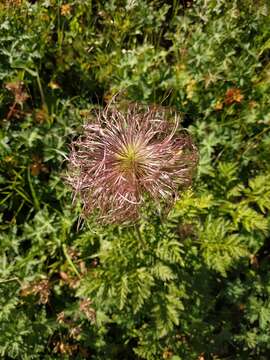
[66, 103, 198, 223]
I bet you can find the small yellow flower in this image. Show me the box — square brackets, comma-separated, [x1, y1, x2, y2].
[214, 101, 223, 111]
[48, 81, 61, 90]
[186, 79, 197, 100]
[61, 4, 71, 16]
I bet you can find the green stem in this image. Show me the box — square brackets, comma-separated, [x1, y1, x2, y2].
[0, 277, 22, 286]
[36, 70, 46, 106]
[134, 223, 146, 248]
[27, 166, 40, 211]
[62, 244, 81, 278]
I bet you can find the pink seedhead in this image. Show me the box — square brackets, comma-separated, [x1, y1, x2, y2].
[66, 103, 198, 223]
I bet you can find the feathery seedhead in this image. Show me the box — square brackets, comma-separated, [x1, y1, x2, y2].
[66, 103, 198, 223]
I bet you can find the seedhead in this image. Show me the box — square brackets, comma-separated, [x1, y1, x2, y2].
[66, 103, 198, 223]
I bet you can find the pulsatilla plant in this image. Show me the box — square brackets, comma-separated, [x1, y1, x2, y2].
[67, 103, 198, 223]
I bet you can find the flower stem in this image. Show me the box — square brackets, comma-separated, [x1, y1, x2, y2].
[62, 244, 81, 278]
[134, 223, 146, 248]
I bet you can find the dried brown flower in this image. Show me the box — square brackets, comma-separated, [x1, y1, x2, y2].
[224, 88, 244, 105]
[5, 81, 29, 104]
[79, 298, 96, 323]
[5, 81, 29, 120]
[20, 279, 50, 304]
[30, 155, 49, 176]
[53, 342, 78, 355]
[69, 325, 82, 339]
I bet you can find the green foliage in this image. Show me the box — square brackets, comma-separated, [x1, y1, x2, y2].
[0, 0, 270, 359]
